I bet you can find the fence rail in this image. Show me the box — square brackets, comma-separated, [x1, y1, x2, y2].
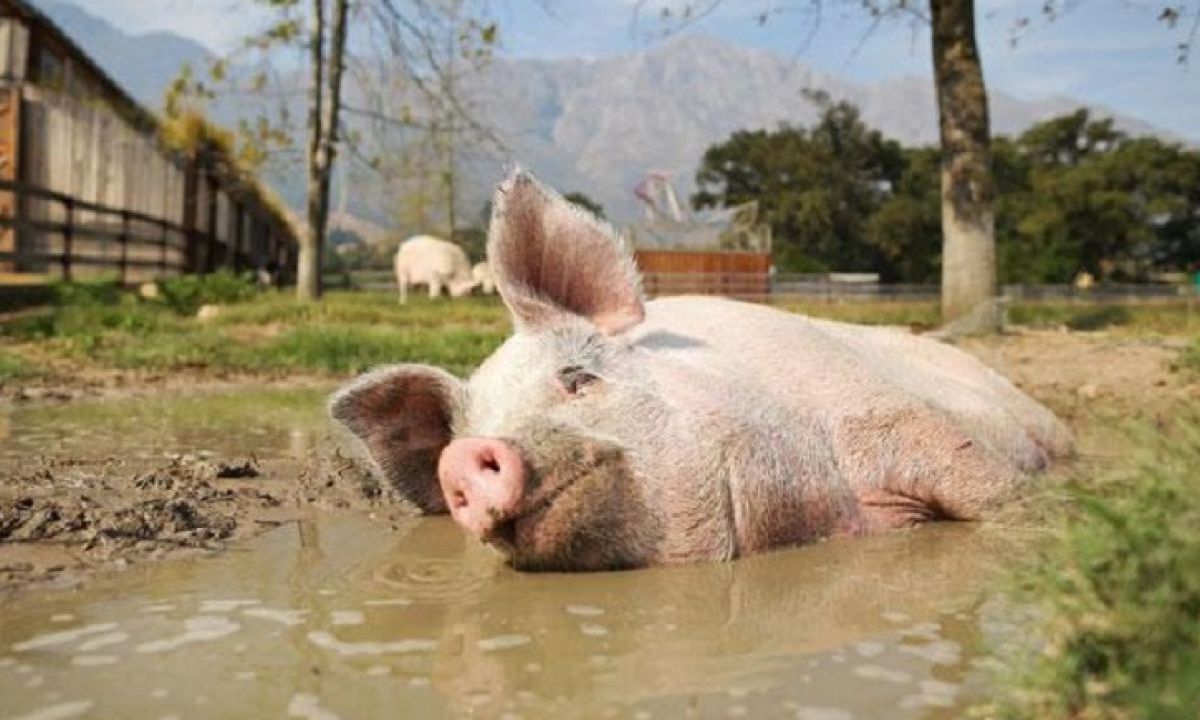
[0, 177, 287, 285]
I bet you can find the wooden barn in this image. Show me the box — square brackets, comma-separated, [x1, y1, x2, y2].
[0, 0, 297, 285]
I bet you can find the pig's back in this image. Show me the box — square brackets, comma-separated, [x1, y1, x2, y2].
[635, 296, 1070, 470]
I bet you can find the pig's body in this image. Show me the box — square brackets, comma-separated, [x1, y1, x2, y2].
[334, 171, 1072, 571]
[394, 235, 476, 303]
[620, 297, 1067, 557]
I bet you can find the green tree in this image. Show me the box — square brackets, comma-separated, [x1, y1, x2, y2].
[995, 110, 1200, 283]
[865, 147, 942, 283]
[693, 95, 903, 273]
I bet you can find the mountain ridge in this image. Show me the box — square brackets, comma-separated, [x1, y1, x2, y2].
[28, 1, 1187, 224]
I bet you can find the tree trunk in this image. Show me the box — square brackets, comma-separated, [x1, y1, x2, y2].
[297, 0, 327, 301]
[930, 0, 999, 334]
[320, 0, 350, 252]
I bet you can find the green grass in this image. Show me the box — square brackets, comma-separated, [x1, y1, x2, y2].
[771, 299, 942, 328]
[1007, 299, 1198, 335]
[0, 349, 37, 382]
[1180, 337, 1200, 375]
[0, 283, 1195, 381]
[985, 421, 1200, 720]
[0, 289, 511, 379]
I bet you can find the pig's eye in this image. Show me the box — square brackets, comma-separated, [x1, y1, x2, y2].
[558, 365, 601, 396]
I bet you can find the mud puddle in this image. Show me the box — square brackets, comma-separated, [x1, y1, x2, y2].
[1, 388, 1027, 718]
[0, 515, 1025, 719]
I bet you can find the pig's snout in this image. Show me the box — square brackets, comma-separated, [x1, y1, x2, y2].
[437, 437, 526, 539]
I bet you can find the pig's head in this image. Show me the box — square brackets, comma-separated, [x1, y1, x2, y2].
[333, 170, 736, 571]
[448, 278, 478, 298]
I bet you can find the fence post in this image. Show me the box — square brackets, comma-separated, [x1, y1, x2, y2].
[61, 196, 73, 282]
[206, 177, 218, 273]
[119, 210, 129, 285]
[159, 220, 168, 275]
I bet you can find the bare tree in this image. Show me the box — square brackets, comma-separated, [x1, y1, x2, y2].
[175, 0, 501, 298]
[296, 0, 350, 300]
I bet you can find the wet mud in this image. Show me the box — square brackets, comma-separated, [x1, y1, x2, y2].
[0, 388, 417, 593]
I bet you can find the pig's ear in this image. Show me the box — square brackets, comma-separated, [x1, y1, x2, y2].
[487, 169, 645, 335]
[329, 364, 464, 514]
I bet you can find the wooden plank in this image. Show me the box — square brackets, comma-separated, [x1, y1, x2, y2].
[0, 85, 19, 272]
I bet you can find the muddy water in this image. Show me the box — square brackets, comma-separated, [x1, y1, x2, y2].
[1, 389, 1023, 719]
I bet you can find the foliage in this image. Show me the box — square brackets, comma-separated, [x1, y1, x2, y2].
[987, 420, 1200, 720]
[994, 110, 1200, 283]
[51, 279, 124, 307]
[694, 105, 1200, 284]
[157, 271, 261, 315]
[694, 93, 904, 274]
[864, 147, 942, 283]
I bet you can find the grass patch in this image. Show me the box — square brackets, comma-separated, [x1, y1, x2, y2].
[1007, 300, 1197, 335]
[985, 421, 1200, 719]
[1, 284, 1195, 382]
[1180, 337, 1200, 375]
[253, 325, 507, 376]
[157, 270, 260, 315]
[771, 299, 942, 328]
[0, 289, 511, 378]
[0, 349, 37, 382]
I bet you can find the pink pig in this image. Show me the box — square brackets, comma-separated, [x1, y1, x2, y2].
[331, 170, 1071, 571]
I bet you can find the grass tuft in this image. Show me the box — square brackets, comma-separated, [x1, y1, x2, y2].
[984, 421, 1200, 720]
[0, 349, 37, 382]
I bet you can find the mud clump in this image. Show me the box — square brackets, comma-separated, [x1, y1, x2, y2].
[295, 448, 420, 526]
[0, 455, 284, 591]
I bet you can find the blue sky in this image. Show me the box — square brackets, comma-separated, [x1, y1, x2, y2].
[68, 0, 1200, 141]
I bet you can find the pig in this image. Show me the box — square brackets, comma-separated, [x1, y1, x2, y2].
[472, 261, 496, 295]
[394, 234, 477, 303]
[332, 170, 1072, 572]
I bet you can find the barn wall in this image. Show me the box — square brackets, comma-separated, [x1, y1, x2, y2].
[0, 0, 298, 283]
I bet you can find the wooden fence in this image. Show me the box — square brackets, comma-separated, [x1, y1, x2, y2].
[0, 177, 291, 284]
[634, 250, 772, 298]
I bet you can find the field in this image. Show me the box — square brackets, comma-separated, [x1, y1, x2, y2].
[1, 275, 1196, 396]
[2, 277, 1199, 717]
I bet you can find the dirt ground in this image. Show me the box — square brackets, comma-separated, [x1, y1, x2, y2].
[1, 327, 1196, 595]
[960, 328, 1197, 427]
[0, 447, 417, 594]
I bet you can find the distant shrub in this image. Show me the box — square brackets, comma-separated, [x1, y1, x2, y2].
[158, 271, 259, 315]
[51, 279, 123, 307]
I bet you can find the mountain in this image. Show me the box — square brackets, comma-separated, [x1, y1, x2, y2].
[29, 0, 211, 110]
[467, 35, 1173, 220]
[30, 2, 1187, 224]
